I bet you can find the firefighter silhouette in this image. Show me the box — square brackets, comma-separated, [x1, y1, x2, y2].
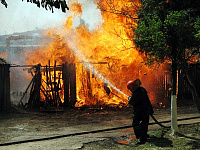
[127, 79, 154, 145]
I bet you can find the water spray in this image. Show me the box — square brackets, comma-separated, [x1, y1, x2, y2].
[59, 28, 129, 99]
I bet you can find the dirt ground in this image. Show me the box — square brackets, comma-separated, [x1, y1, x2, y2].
[0, 104, 200, 150]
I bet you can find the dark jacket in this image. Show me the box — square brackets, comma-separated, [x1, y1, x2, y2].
[128, 86, 154, 116]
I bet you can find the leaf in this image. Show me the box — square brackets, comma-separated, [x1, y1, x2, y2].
[1, 0, 8, 8]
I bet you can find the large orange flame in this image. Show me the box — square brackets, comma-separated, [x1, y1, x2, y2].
[23, 0, 168, 107]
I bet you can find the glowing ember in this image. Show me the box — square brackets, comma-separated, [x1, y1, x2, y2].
[129, 135, 137, 140]
[117, 140, 130, 144]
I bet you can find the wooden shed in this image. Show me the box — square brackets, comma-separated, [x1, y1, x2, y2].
[0, 58, 10, 112]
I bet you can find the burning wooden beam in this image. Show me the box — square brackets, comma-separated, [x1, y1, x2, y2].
[27, 64, 41, 109]
[69, 63, 77, 106]
[63, 62, 70, 107]
[63, 62, 77, 107]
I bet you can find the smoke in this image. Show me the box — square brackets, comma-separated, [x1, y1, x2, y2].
[1, 0, 105, 105]
[0, 0, 67, 35]
[71, 0, 103, 31]
[0, 0, 103, 35]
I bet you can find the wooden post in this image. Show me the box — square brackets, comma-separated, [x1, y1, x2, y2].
[35, 65, 41, 108]
[63, 62, 70, 107]
[45, 65, 49, 106]
[54, 60, 57, 106]
[27, 64, 41, 109]
[0, 64, 11, 112]
[49, 60, 55, 106]
[69, 63, 77, 106]
[86, 68, 92, 105]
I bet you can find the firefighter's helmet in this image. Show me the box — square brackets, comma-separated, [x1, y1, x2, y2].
[127, 79, 141, 92]
[127, 80, 134, 90]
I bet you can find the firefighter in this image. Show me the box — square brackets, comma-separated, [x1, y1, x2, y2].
[127, 79, 154, 145]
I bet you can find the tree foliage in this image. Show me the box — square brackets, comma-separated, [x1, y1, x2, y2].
[100, 0, 200, 112]
[133, 0, 200, 113]
[133, 0, 200, 64]
[1, 0, 7, 7]
[1, 0, 69, 13]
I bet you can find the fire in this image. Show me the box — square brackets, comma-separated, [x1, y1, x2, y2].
[23, 0, 166, 108]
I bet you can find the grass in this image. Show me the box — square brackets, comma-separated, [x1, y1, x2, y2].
[81, 122, 200, 150]
[133, 122, 200, 150]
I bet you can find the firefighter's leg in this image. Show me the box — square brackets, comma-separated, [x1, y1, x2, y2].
[132, 115, 142, 139]
[143, 115, 150, 137]
[139, 115, 150, 143]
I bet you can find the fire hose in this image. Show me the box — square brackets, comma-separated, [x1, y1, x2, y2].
[150, 114, 170, 128]
[103, 85, 171, 129]
[0, 86, 194, 146]
[0, 116, 199, 146]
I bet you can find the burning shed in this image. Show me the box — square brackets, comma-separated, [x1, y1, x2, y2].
[0, 58, 10, 112]
[20, 61, 77, 109]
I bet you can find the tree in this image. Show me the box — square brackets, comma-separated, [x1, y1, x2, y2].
[1, 0, 69, 12]
[133, 0, 200, 135]
[99, 0, 200, 136]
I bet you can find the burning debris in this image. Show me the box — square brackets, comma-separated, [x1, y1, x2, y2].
[18, 61, 76, 109]
[2, 0, 175, 110]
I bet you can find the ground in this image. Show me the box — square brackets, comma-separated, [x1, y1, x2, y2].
[0, 104, 200, 150]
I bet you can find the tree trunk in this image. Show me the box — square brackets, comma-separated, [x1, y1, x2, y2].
[171, 59, 178, 135]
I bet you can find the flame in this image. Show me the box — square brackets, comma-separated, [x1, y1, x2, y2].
[23, 0, 167, 107]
